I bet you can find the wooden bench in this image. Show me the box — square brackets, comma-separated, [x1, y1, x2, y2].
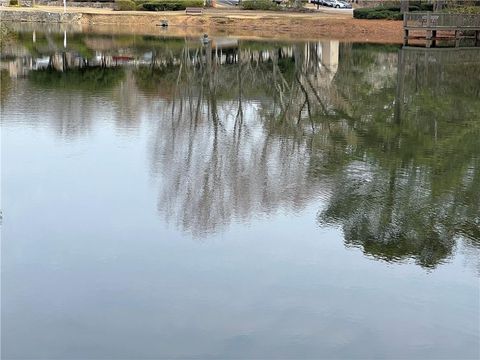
[185, 7, 203, 15]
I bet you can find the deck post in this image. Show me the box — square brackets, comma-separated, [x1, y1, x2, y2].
[476, 30, 480, 47]
[455, 30, 460, 47]
[404, 29, 409, 46]
[394, 49, 405, 124]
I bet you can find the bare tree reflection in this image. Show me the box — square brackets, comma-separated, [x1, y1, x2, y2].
[144, 42, 480, 268]
[143, 41, 343, 236]
[3, 29, 479, 268]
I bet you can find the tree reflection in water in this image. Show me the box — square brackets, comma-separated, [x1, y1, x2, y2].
[139, 41, 344, 237]
[3, 30, 479, 268]
[319, 47, 480, 268]
[140, 42, 480, 268]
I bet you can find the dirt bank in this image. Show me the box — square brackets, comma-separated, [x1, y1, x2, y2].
[0, 6, 403, 43]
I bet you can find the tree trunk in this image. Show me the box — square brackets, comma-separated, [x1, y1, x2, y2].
[434, 0, 446, 12]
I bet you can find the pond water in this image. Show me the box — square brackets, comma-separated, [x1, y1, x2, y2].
[1, 26, 479, 359]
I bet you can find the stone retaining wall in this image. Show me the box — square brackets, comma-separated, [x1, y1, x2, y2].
[0, 0, 32, 5]
[36, 0, 114, 8]
[0, 0, 113, 7]
[0, 9, 83, 22]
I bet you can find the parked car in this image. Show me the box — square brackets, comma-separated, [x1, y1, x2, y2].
[322, 0, 335, 6]
[330, 0, 352, 8]
[311, 0, 351, 8]
[311, 0, 330, 6]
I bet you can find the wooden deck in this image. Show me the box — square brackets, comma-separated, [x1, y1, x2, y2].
[403, 12, 480, 48]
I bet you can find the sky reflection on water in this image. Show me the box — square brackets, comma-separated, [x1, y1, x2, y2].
[1, 26, 479, 359]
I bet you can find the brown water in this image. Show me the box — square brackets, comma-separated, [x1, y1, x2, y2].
[1, 26, 479, 359]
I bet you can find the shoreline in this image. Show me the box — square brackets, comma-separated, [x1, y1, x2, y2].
[0, 6, 404, 43]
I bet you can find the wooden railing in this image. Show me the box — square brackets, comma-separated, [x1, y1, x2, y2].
[404, 12, 480, 29]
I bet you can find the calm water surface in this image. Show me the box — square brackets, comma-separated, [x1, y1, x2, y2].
[1, 25, 479, 359]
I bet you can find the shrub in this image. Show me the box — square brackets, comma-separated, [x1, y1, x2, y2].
[367, 10, 403, 20]
[136, 0, 203, 11]
[141, 2, 183, 10]
[9, 0, 18, 5]
[444, 6, 480, 15]
[241, 0, 278, 10]
[384, 6, 419, 12]
[418, 3, 433, 11]
[354, 7, 402, 20]
[72, 0, 114, 2]
[133, 0, 148, 10]
[353, 3, 433, 20]
[115, 0, 136, 10]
